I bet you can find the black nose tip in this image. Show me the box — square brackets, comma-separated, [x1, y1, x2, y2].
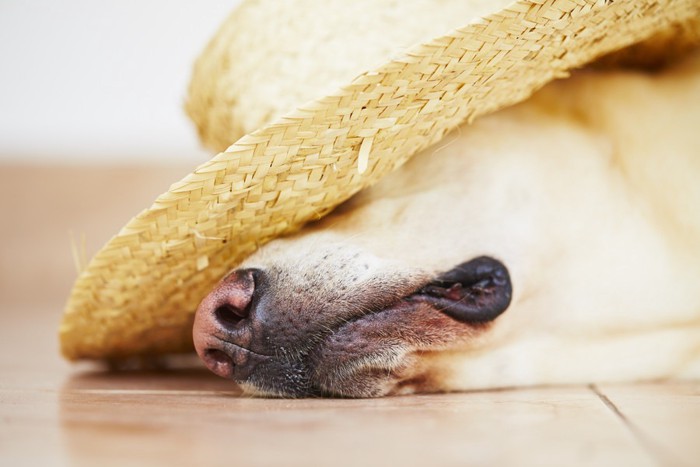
[193, 268, 260, 378]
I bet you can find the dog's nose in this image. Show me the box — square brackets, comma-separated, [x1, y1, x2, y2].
[192, 268, 258, 379]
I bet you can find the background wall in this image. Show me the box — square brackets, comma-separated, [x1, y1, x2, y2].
[0, 0, 241, 165]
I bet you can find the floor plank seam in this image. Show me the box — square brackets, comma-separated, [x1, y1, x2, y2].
[589, 384, 684, 467]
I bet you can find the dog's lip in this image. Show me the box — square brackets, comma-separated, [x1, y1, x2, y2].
[403, 283, 463, 315]
[231, 272, 437, 338]
[330, 273, 441, 328]
[378, 275, 460, 314]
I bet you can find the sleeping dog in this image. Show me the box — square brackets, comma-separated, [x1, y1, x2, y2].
[193, 55, 700, 397]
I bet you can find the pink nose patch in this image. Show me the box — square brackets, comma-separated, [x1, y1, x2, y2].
[192, 269, 256, 379]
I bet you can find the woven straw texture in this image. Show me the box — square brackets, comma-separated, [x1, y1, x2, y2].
[61, 0, 700, 360]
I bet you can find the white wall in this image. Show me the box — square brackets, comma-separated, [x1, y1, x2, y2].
[0, 0, 241, 164]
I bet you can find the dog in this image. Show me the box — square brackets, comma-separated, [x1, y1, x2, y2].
[193, 54, 700, 397]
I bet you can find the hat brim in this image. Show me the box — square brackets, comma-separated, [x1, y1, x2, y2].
[60, 0, 700, 360]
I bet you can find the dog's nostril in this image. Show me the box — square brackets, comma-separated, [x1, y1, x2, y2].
[201, 268, 261, 332]
[203, 348, 235, 379]
[215, 304, 248, 329]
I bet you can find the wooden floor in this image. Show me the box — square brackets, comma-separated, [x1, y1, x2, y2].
[1, 165, 698, 467]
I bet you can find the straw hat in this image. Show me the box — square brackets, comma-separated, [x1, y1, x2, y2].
[60, 0, 700, 361]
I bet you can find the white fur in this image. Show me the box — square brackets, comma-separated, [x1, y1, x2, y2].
[240, 54, 700, 393]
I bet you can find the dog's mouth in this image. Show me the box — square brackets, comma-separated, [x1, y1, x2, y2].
[193, 256, 512, 398]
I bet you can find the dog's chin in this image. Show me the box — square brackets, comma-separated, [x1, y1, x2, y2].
[236, 348, 419, 399]
[239, 357, 415, 399]
[237, 300, 465, 398]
